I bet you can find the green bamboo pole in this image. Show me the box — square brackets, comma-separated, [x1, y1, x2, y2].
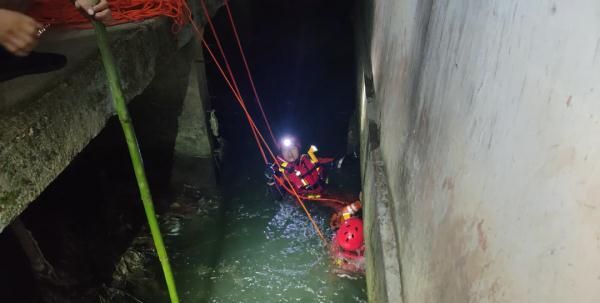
[91, 21, 181, 303]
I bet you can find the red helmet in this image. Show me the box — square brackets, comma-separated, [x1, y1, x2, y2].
[336, 217, 364, 251]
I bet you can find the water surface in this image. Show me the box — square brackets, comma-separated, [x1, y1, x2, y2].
[160, 164, 366, 303]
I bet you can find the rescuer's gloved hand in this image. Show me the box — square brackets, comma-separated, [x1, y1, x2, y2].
[264, 163, 276, 186]
[329, 212, 342, 229]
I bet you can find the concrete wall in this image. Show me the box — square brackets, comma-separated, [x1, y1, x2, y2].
[0, 0, 224, 232]
[0, 20, 178, 232]
[361, 0, 600, 302]
[170, 41, 219, 197]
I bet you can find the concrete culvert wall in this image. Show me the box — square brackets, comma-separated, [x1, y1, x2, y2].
[0, 36, 218, 301]
[360, 0, 600, 302]
[0, 0, 225, 233]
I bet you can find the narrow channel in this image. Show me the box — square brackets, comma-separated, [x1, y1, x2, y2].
[161, 0, 367, 301]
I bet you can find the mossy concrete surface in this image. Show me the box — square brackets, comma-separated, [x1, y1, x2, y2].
[0, 19, 184, 232]
[363, 149, 403, 303]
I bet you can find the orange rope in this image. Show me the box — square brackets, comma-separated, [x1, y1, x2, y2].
[201, 34, 328, 244]
[196, 0, 274, 165]
[199, 0, 242, 98]
[28, 0, 191, 31]
[31, 0, 342, 244]
[223, 1, 277, 146]
[273, 176, 347, 206]
[201, 38, 270, 163]
[195, 0, 328, 244]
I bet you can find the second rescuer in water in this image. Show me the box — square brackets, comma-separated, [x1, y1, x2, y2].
[265, 135, 366, 276]
[265, 136, 335, 198]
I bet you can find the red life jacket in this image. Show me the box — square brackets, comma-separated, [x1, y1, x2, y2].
[277, 154, 325, 194]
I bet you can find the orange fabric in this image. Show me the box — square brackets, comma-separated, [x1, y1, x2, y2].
[277, 155, 324, 193]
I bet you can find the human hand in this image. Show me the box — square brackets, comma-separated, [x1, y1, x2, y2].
[0, 9, 41, 56]
[264, 163, 276, 182]
[74, 0, 112, 24]
[329, 212, 341, 229]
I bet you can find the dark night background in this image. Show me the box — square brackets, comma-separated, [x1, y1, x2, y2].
[207, 0, 358, 161]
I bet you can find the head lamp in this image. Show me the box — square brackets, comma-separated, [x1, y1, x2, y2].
[282, 137, 293, 148]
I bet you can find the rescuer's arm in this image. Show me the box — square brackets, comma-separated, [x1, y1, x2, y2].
[73, 0, 112, 23]
[320, 155, 350, 170]
[318, 157, 335, 164]
[0, 0, 112, 56]
[0, 9, 40, 56]
[264, 163, 277, 187]
[264, 163, 284, 201]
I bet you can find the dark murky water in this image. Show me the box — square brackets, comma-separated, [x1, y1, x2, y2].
[162, 192, 366, 302]
[145, 151, 366, 302]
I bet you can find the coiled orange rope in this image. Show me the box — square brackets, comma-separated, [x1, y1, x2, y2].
[28, 0, 191, 31]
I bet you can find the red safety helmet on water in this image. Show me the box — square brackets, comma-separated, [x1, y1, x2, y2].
[336, 217, 364, 251]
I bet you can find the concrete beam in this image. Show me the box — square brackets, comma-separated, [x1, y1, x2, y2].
[0, 19, 180, 232]
[0, 0, 226, 233]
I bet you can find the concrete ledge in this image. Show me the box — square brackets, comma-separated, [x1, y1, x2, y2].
[0, 19, 181, 232]
[364, 149, 403, 302]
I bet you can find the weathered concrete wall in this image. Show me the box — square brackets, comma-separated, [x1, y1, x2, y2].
[362, 0, 600, 302]
[0, 20, 177, 232]
[0, 0, 224, 232]
[171, 41, 219, 197]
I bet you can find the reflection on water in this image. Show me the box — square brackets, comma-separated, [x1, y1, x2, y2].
[147, 180, 366, 303]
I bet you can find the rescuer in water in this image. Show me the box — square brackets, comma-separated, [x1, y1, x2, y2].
[264, 135, 339, 203]
[329, 200, 365, 276]
[330, 216, 365, 276]
[264, 136, 365, 276]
